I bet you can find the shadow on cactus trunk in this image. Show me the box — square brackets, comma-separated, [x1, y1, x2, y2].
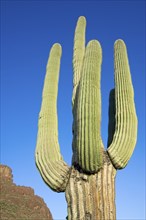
[35, 16, 137, 220]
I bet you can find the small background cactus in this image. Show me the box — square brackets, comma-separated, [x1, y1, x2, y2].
[35, 16, 137, 220]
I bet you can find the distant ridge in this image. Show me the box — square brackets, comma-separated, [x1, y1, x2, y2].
[0, 164, 53, 220]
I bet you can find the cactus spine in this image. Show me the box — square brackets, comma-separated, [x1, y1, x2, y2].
[35, 16, 137, 219]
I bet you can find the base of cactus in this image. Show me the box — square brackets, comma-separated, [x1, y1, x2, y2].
[65, 152, 116, 220]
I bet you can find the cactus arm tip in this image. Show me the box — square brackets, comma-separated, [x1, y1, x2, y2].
[77, 16, 86, 24]
[114, 39, 125, 46]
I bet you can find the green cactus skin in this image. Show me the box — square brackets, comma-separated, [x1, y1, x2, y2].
[107, 40, 138, 169]
[35, 16, 137, 219]
[73, 40, 103, 172]
[35, 44, 70, 192]
[72, 16, 86, 105]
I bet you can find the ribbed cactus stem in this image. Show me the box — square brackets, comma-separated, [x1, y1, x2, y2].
[72, 16, 86, 105]
[73, 40, 103, 173]
[66, 153, 116, 220]
[35, 44, 70, 192]
[107, 40, 138, 169]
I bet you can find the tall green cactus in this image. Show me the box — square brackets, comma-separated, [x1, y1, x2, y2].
[35, 16, 137, 219]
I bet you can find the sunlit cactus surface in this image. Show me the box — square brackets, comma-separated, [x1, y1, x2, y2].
[35, 16, 137, 220]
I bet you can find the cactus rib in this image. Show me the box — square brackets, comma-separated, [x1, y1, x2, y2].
[72, 16, 86, 105]
[107, 40, 138, 169]
[66, 161, 116, 219]
[73, 40, 103, 173]
[35, 44, 70, 192]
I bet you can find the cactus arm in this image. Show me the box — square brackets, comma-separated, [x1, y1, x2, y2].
[107, 40, 138, 169]
[72, 16, 86, 166]
[73, 40, 103, 173]
[35, 44, 70, 192]
[72, 16, 86, 105]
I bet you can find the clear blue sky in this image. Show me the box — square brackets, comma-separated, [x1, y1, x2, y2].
[1, 1, 145, 219]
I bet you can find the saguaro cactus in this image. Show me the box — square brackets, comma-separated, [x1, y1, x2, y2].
[35, 16, 137, 220]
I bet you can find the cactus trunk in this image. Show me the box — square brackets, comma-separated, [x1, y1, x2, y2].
[66, 153, 116, 220]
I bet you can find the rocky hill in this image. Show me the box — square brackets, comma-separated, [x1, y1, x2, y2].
[0, 165, 53, 220]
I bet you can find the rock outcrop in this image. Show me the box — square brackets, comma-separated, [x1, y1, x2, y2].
[0, 165, 53, 220]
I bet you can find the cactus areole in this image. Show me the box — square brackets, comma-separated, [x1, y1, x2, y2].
[35, 16, 138, 220]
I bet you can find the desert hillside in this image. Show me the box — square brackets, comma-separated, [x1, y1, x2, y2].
[0, 164, 53, 220]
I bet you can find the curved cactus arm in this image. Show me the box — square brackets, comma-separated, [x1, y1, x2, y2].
[107, 40, 138, 169]
[72, 16, 86, 105]
[73, 40, 103, 173]
[35, 44, 70, 192]
[72, 16, 86, 166]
